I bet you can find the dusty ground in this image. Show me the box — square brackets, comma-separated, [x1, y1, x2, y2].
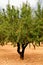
[0, 43, 43, 65]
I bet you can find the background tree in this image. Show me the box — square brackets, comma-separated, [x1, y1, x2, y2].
[34, 2, 43, 46]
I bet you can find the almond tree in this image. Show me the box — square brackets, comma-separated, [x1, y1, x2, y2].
[33, 2, 43, 46]
[16, 2, 32, 59]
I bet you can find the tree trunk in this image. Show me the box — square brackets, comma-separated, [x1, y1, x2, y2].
[17, 42, 28, 60]
[17, 42, 20, 54]
[39, 42, 40, 46]
[33, 44, 36, 49]
[20, 44, 25, 59]
[32, 42, 36, 49]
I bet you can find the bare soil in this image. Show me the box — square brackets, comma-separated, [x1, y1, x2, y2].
[0, 43, 43, 65]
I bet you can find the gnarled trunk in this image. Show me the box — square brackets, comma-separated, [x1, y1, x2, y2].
[17, 42, 20, 54]
[20, 44, 25, 59]
[17, 42, 28, 59]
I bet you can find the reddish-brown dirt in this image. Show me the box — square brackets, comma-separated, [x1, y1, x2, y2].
[0, 44, 43, 65]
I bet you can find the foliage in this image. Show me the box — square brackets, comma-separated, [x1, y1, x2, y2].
[0, 1, 43, 46]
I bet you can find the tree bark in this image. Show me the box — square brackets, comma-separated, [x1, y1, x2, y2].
[17, 42, 20, 54]
[20, 44, 25, 59]
[39, 42, 40, 46]
[17, 42, 28, 59]
[32, 42, 36, 49]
